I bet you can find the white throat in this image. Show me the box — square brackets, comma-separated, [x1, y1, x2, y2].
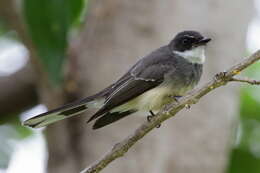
[173, 46, 206, 64]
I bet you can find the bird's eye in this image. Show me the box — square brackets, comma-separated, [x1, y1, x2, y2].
[182, 39, 188, 44]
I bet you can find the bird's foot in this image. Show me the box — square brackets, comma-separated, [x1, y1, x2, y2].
[215, 71, 227, 81]
[185, 104, 191, 109]
[147, 110, 155, 122]
[184, 97, 200, 109]
[147, 110, 161, 128]
[171, 95, 182, 103]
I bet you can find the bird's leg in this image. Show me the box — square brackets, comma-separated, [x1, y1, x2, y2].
[185, 104, 191, 109]
[172, 95, 182, 103]
[147, 110, 161, 128]
[147, 110, 155, 122]
[214, 71, 227, 81]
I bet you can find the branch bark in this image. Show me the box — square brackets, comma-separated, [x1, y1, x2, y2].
[81, 50, 260, 173]
[230, 76, 260, 85]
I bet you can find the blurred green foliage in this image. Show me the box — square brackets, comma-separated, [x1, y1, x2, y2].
[227, 62, 260, 173]
[0, 0, 86, 169]
[23, 0, 86, 85]
[0, 19, 31, 169]
[0, 20, 10, 37]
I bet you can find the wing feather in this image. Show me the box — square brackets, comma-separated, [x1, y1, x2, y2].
[88, 46, 176, 123]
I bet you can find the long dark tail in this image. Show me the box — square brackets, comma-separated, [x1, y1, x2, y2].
[23, 96, 102, 128]
[92, 110, 137, 129]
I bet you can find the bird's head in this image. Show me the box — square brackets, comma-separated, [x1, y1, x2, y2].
[169, 31, 211, 52]
[169, 30, 211, 64]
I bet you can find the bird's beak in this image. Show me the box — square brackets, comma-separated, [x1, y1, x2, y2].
[196, 37, 211, 46]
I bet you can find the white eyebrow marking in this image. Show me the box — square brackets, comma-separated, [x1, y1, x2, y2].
[183, 35, 195, 38]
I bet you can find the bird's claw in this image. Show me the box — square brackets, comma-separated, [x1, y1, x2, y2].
[215, 71, 227, 81]
[185, 104, 191, 109]
[147, 111, 161, 128]
[147, 115, 153, 122]
[171, 96, 182, 103]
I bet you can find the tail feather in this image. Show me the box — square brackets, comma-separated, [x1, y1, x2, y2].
[92, 110, 136, 129]
[23, 96, 103, 128]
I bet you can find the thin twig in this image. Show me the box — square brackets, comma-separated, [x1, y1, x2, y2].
[230, 76, 260, 85]
[81, 50, 260, 173]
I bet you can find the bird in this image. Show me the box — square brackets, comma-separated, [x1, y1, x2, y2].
[23, 30, 211, 130]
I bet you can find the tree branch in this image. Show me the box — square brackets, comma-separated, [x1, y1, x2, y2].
[80, 50, 260, 173]
[230, 76, 260, 85]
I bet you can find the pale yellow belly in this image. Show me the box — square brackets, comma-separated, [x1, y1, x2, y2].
[112, 86, 174, 112]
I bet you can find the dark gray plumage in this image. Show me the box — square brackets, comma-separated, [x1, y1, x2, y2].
[23, 30, 211, 129]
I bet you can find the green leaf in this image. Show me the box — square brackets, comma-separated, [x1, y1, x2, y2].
[23, 0, 86, 85]
[0, 20, 10, 37]
[68, 0, 86, 27]
[227, 61, 260, 173]
[227, 148, 260, 173]
[239, 62, 260, 121]
[240, 89, 260, 121]
[0, 115, 33, 140]
[10, 117, 33, 140]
